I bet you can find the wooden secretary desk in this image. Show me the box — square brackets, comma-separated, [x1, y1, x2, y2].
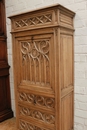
[9, 4, 75, 130]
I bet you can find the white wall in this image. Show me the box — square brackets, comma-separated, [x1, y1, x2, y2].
[5, 0, 87, 129]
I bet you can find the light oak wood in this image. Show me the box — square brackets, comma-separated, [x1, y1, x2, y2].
[9, 4, 75, 130]
[0, 118, 16, 130]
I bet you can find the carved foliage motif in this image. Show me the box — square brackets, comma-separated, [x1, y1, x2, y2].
[19, 106, 55, 124]
[15, 14, 52, 28]
[21, 39, 50, 86]
[19, 120, 49, 130]
[19, 92, 54, 109]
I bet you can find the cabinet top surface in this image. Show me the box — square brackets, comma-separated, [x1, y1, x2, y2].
[9, 4, 75, 19]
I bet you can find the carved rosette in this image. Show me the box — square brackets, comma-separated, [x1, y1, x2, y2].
[19, 106, 55, 124]
[19, 120, 49, 130]
[15, 14, 52, 28]
[19, 92, 55, 109]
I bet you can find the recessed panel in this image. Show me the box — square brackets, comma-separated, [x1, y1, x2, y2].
[61, 92, 73, 130]
[15, 34, 54, 90]
[60, 34, 73, 89]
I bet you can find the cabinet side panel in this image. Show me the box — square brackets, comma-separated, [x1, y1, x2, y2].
[60, 30, 74, 130]
[61, 92, 73, 130]
[60, 34, 73, 90]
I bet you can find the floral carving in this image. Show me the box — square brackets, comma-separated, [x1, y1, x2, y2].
[15, 14, 52, 28]
[19, 106, 55, 124]
[19, 92, 55, 109]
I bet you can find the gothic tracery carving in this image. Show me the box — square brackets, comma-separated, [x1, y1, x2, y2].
[19, 120, 49, 130]
[19, 92, 55, 109]
[20, 39, 50, 86]
[19, 106, 55, 124]
[21, 40, 49, 62]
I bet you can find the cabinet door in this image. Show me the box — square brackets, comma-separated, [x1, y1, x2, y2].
[13, 30, 55, 130]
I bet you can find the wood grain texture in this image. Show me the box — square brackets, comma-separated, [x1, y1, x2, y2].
[9, 4, 75, 130]
[0, 118, 17, 130]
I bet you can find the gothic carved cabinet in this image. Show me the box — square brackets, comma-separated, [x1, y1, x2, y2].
[9, 4, 75, 130]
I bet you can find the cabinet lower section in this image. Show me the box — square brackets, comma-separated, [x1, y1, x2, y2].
[17, 88, 55, 130]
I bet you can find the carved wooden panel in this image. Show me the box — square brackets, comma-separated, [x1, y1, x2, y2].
[15, 13, 52, 29]
[10, 4, 75, 130]
[14, 33, 54, 90]
[19, 105, 55, 124]
[19, 92, 55, 109]
[19, 120, 50, 130]
[21, 39, 50, 86]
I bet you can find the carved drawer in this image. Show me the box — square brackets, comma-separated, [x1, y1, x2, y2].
[18, 91, 55, 130]
[18, 91, 55, 110]
[18, 105, 55, 124]
[19, 119, 52, 130]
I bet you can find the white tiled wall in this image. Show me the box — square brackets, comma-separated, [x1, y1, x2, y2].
[5, 0, 87, 129]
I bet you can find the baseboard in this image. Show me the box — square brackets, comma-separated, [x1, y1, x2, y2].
[0, 109, 13, 122]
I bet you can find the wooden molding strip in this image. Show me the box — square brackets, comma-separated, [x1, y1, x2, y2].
[61, 85, 74, 98]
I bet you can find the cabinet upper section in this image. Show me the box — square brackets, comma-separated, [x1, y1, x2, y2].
[9, 4, 75, 32]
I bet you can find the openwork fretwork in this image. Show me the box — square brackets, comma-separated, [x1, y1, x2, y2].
[19, 92, 55, 109]
[19, 106, 55, 124]
[19, 120, 49, 130]
[21, 39, 50, 86]
[15, 14, 52, 28]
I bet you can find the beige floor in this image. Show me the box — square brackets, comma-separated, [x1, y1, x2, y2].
[0, 118, 17, 130]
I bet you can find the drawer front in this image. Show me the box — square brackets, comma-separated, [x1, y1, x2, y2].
[18, 91, 55, 110]
[19, 119, 52, 130]
[19, 104, 55, 125]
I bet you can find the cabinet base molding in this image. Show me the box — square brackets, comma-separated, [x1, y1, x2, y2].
[0, 109, 13, 122]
